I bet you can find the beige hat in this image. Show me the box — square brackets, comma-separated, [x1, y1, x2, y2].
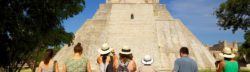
[119, 46, 132, 55]
[98, 43, 112, 55]
[219, 47, 235, 58]
[142, 55, 154, 64]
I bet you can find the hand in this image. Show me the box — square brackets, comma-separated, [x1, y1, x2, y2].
[106, 56, 111, 64]
[97, 56, 103, 64]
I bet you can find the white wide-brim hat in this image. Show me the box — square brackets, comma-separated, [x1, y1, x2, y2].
[142, 55, 154, 64]
[98, 43, 112, 55]
[219, 47, 235, 58]
[119, 46, 132, 55]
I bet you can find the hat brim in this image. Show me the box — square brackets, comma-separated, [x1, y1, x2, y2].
[142, 59, 154, 64]
[219, 53, 235, 58]
[119, 51, 132, 55]
[98, 48, 112, 55]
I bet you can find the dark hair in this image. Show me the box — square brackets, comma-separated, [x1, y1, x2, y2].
[74, 43, 83, 54]
[101, 53, 110, 64]
[43, 49, 54, 65]
[180, 47, 189, 54]
[119, 54, 133, 62]
[224, 58, 232, 60]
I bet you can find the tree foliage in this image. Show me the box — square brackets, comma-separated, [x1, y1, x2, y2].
[215, 0, 250, 33]
[0, 0, 85, 71]
[215, 0, 250, 63]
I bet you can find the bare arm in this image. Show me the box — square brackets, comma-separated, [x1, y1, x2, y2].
[55, 63, 59, 72]
[87, 61, 92, 72]
[127, 60, 136, 72]
[113, 55, 119, 71]
[62, 64, 66, 72]
[216, 61, 225, 72]
[97, 55, 102, 64]
[37, 62, 42, 72]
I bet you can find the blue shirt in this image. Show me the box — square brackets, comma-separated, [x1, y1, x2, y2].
[173, 56, 198, 72]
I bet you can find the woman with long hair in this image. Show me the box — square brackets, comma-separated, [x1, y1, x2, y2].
[38, 49, 59, 72]
[97, 43, 117, 72]
[63, 43, 92, 72]
[115, 46, 137, 72]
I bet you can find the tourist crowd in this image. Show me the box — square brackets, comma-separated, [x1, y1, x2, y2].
[37, 43, 239, 72]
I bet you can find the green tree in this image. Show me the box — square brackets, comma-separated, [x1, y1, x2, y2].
[215, 0, 250, 33]
[215, 0, 250, 62]
[0, 0, 85, 71]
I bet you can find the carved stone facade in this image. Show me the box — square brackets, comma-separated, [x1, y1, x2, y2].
[208, 40, 238, 60]
[106, 0, 159, 3]
[53, 0, 216, 71]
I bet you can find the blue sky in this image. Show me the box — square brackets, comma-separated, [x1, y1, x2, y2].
[63, 0, 244, 45]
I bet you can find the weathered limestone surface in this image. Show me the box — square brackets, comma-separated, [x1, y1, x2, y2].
[53, 0, 215, 71]
[106, 0, 159, 3]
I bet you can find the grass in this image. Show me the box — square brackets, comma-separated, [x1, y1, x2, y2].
[199, 67, 250, 72]
[240, 67, 250, 72]
[20, 69, 32, 72]
[199, 69, 216, 72]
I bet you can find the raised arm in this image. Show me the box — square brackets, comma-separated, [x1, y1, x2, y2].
[113, 55, 119, 71]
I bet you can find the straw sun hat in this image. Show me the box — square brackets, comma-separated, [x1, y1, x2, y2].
[142, 55, 154, 65]
[219, 47, 235, 58]
[119, 46, 132, 55]
[98, 43, 112, 55]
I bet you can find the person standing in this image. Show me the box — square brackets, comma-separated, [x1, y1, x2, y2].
[173, 47, 198, 72]
[97, 43, 116, 72]
[115, 46, 137, 72]
[38, 49, 59, 72]
[138, 55, 157, 72]
[63, 43, 92, 72]
[216, 47, 239, 72]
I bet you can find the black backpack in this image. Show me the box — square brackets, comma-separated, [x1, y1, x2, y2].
[106, 56, 114, 72]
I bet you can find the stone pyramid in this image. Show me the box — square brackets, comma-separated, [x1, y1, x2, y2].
[53, 0, 216, 71]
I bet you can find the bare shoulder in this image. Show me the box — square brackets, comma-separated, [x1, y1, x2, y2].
[130, 60, 136, 64]
[219, 61, 225, 66]
[39, 61, 44, 66]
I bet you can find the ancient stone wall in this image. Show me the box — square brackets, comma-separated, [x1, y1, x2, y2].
[54, 2, 216, 72]
[106, 0, 159, 3]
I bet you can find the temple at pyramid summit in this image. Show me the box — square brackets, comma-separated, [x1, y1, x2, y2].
[53, 0, 216, 71]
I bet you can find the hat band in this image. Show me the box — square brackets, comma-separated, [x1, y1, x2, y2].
[122, 49, 131, 52]
[102, 47, 110, 51]
[144, 59, 151, 62]
[223, 52, 233, 55]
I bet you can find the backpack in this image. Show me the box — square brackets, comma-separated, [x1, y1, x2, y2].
[106, 56, 114, 72]
[118, 60, 130, 72]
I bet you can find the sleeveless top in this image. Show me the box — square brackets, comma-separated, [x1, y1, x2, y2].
[65, 57, 88, 72]
[40, 61, 54, 72]
[223, 60, 238, 72]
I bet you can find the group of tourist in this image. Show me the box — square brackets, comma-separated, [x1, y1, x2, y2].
[216, 47, 239, 72]
[37, 42, 239, 72]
